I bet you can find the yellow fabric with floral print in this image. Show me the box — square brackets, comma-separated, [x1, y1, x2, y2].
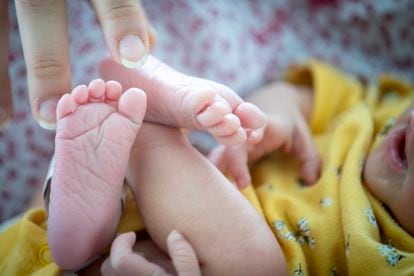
[0, 187, 144, 275]
[0, 209, 60, 275]
[245, 62, 414, 275]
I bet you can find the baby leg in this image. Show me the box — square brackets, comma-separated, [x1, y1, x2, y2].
[126, 123, 286, 275]
[48, 80, 147, 270]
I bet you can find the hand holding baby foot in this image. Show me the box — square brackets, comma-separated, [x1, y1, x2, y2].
[210, 82, 321, 188]
[99, 55, 266, 146]
[10, 0, 155, 128]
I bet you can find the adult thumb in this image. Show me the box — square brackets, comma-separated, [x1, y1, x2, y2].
[91, 0, 153, 69]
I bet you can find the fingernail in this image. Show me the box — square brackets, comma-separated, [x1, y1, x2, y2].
[169, 230, 183, 242]
[38, 98, 59, 130]
[119, 35, 148, 68]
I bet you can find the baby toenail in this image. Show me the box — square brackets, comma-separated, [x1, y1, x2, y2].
[38, 98, 59, 130]
[119, 35, 148, 69]
[248, 129, 263, 143]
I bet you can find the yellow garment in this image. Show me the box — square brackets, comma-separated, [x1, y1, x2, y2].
[244, 62, 414, 275]
[0, 209, 60, 275]
[2, 63, 414, 275]
[0, 188, 144, 276]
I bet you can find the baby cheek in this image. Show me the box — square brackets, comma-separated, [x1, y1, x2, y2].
[363, 150, 383, 187]
[363, 148, 403, 205]
[397, 184, 414, 236]
[404, 178, 414, 200]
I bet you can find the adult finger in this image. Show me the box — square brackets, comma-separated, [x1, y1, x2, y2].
[91, 0, 151, 69]
[0, 0, 12, 129]
[15, 0, 71, 129]
[102, 232, 168, 276]
[167, 230, 202, 276]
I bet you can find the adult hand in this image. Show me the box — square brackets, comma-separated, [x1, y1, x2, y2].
[1, 0, 156, 129]
[101, 231, 202, 276]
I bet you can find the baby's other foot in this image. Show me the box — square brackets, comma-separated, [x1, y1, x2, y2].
[210, 112, 321, 188]
[48, 79, 147, 270]
[99, 55, 266, 146]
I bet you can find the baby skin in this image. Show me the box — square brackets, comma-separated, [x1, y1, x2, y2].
[48, 71, 266, 269]
[48, 80, 147, 269]
[210, 82, 321, 188]
[100, 55, 267, 145]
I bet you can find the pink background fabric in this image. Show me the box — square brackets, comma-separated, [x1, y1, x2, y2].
[1, 0, 413, 222]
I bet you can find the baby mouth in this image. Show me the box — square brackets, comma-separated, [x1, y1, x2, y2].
[387, 127, 408, 171]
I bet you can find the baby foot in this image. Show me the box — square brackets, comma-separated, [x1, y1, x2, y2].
[99, 55, 266, 146]
[47, 79, 147, 270]
[210, 111, 321, 188]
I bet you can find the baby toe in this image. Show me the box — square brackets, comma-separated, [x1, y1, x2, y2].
[105, 81, 123, 102]
[56, 93, 76, 120]
[71, 85, 88, 105]
[88, 79, 106, 101]
[216, 128, 247, 146]
[234, 102, 267, 130]
[207, 114, 241, 137]
[196, 101, 231, 127]
[118, 88, 147, 124]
